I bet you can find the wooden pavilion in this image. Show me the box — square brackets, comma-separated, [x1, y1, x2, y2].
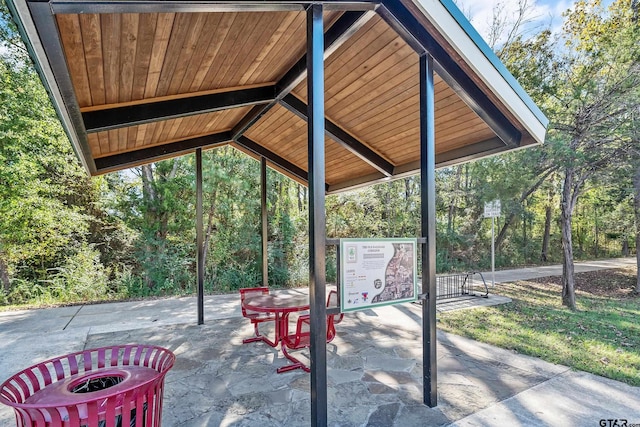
[6, 0, 547, 424]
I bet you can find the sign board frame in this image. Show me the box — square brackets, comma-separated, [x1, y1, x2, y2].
[484, 199, 501, 218]
[339, 238, 418, 313]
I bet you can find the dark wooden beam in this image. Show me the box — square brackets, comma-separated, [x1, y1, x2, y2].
[378, 0, 522, 148]
[280, 94, 394, 177]
[94, 131, 231, 173]
[83, 86, 275, 133]
[231, 10, 375, 141]
[235, 136, 308, 184]
[231, 104, 275, 142]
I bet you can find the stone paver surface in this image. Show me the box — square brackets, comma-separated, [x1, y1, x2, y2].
[0, 258, 638, 426]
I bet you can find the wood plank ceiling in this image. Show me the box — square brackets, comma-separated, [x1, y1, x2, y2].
[52, 7, 535, 192]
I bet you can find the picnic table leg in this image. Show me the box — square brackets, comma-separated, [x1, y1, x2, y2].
[278, 345, 311, 373]
[258, 317, 279, 347]
[243, 334, 277, 347]
[242, 323, 265, 344]
[276, 313, 310, 373]
[242, 315, 278, 347]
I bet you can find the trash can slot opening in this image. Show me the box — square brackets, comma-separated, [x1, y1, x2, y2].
[69, 373, 125, 394]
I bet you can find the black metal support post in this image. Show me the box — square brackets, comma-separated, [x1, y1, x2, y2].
[196, 148, 204, 325]
[261, 157, 268, 286]
[420, 54, 437, 407]
[307, 4, 328, 426]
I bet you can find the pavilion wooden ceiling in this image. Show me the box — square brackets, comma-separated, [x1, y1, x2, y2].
[10, 0, 547, 193]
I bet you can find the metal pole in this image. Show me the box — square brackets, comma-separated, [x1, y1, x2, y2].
[491, 216, 495, 287]
[307, 4, 327, 426]
[420, 53, 437, 407]
[261, 157, 268, 286]
[196, 148, 204, 325]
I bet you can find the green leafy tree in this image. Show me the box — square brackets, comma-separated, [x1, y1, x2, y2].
[0, 2, 128, 303]
[0, 56, 93, 293]
[201, 147, 261, 290]
[123, 158, 196, 293]
[548, 0, 640, 309]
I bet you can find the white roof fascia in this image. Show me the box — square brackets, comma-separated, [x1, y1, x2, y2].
[409, 0, 548, 144]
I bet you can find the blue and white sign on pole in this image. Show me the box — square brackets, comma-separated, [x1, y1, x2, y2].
[484, 200, 501, 287]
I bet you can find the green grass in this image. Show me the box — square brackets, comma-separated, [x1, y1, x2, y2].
[438, 269, 640, 386]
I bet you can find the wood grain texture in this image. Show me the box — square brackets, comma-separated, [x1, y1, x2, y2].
[58, 11, 313, 106]
[100, 14, 121, 105]
[57, 14, 92, 107]
[145, 13, 175, 98]
[78, 14, 104, 106]
[55, 9, 517, 181]
[245, 105, 376, 184]
[131, 13, 157, 101]
[90, 106, 250, 158]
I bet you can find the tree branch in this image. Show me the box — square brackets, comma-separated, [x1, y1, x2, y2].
[495, 165, 558, 248]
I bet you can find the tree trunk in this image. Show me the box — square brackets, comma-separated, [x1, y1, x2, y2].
[561, 168, 577, 309]
[202, 186, 219, 265]
[156, 160, 179, 241]
[634, 162, 640, 293]
[404, 178, 411, 201]
[523, 209, 527, 257]
[299, 185, 307, 213]
[447, 165, 463, 234]
[0, 256, 10, 295]
[140, 164, 157, 289]
[140, 164, 155, 205]
[139, 161, 177, 288]
[594, 206, 599, 258]
[541, 203, 552, 262]
[385, 187, 392, 235]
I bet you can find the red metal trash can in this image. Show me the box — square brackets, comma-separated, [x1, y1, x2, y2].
[0, 344, 175, 427]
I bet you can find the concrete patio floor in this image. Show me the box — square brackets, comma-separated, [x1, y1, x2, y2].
[1, 258, 639, 426]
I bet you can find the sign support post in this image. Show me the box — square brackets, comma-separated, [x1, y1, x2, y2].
[491, 215, 495, 287]
[484, 200, 501, 287]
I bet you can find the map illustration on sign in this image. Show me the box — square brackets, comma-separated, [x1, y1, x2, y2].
[340, 238, 417, 312]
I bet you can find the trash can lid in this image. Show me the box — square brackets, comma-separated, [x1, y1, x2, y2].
[24, 365, 159, 407]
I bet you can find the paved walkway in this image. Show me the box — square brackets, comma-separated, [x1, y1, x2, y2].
[0, 257, 638, 426]
[482, 257, 637, 285]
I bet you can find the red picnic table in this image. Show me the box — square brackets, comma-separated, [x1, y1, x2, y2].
[242, 294, 310, 373]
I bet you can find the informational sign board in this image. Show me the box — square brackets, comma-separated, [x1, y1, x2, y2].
[340, 238, 417, 312]
[484, 200, 501, 218]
